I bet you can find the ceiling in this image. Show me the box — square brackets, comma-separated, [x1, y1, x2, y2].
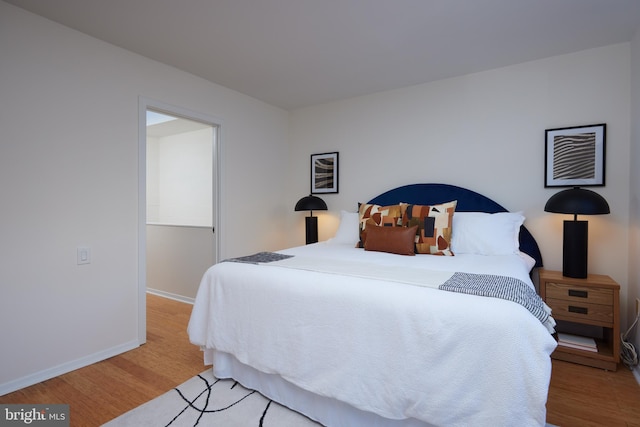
[7, 0, 640, 110]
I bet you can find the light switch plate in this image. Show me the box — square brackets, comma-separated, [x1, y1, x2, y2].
[77, 247, 91, 265]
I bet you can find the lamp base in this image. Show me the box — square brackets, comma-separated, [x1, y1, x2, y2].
[305, 216, 318, 244]
[563, 220, 588, 278]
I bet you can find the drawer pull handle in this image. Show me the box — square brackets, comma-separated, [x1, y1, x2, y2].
[568, 290, 588, 298]
[568, 306, 588, 315]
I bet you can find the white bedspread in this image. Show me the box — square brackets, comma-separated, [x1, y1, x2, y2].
[188, 243, 557, 426]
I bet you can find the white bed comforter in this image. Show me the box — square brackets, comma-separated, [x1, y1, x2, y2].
[188, 243, 557, 427]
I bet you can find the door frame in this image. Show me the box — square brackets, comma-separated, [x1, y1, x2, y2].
[137, 96, 222, 344]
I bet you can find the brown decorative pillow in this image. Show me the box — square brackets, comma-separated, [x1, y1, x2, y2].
[364, 225, 418, 256]
[401, 201, 457, 255]
[357, 203, 404, 248]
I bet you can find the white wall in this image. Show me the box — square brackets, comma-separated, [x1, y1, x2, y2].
[146, 224, 213, 300]
[147, 127, 213, 227]
[288, 43, 632, 323]
[147, 134, 161, 221]
[0, 1, 289, 394]
[629, 28, 640, 373]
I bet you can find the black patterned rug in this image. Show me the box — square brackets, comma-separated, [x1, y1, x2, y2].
[102, 370, 322, 426]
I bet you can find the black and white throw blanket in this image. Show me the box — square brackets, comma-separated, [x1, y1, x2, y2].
[440, 272, 552, 327]
[223, 251, 294, 264]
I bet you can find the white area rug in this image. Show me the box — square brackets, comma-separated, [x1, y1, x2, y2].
[102, 370, 321, 426]
[103, 369, 560, 427]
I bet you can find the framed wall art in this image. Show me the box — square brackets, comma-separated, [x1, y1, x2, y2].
[544, 123, 606, 187]
[311, 152, 338, 194]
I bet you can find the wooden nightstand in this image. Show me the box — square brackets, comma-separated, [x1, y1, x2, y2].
[539, 269, 620, 371]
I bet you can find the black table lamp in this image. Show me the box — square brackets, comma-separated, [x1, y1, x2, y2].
[295, 195, 327, 244]
[544, 187, 610, 278]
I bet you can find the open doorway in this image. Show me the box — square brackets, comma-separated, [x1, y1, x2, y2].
[138, 98, 221, 344]
[146, 110, 216, 300]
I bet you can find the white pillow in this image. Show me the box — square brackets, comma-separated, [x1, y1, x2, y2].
[451, 211, 525, 255]
[327, 210, 360, 245]
[518, 251, 536, 272]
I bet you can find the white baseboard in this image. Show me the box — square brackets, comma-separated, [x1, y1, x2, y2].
[146, 288, 194, 305]
[0, 340, 140, 397]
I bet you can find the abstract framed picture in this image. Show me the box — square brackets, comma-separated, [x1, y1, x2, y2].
[544, 123, 606, 187]
[311, 152, 339, 194]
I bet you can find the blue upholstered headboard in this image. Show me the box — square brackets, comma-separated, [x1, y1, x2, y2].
[368, 183, 543, 268]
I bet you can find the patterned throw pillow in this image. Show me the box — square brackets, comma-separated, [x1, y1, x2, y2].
[401, 201, 457, 255]
[357, 203, 404, 248]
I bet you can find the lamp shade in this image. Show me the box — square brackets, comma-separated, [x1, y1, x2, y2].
[544, 187, 610, 216]
[295, 195, 327, 212]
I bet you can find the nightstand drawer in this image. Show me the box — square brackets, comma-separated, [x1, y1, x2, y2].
[546, 297, 614, 325]
[546, 282, 613, 305]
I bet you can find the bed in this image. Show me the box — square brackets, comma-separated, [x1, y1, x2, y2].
[188, 183, 557, 427]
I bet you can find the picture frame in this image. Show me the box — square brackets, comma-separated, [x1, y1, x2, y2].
[311, 152, 339, 194]
[544, 123, 606, 187]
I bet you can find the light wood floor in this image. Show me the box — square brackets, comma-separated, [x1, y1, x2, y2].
[2, 293, 640, 426]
